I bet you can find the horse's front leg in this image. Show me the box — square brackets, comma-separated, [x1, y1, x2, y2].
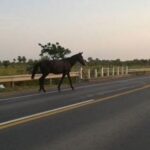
[67, 73, 74, 90]
[58, 73, 66, 92]
[39, 76, 43, 92]
[39, 73, 48, 93]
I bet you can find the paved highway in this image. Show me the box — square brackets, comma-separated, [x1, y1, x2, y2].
[0, 76, 150, 150]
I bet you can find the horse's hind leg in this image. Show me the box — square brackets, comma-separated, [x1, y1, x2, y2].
[67, 73, 74, 90]
[39, 73, 48, 93]
[39, 77, 43, 92]
[58, 73, 66, 92]
[39, 77, 46, 92]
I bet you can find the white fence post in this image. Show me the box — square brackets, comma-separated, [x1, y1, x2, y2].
[80, 67, 83, 79]
[117, 67, 120, 76]
[112, 67, 115, 76]
[94, 69, 98, 78]
[121, 66, 124, 75]
[101, 67, 104, 77]
[88, 69, 91, 79]
[125, 66, 128, 75]
[107, 68, 110, 77]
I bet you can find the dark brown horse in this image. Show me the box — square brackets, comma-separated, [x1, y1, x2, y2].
[31, 53, 85, 92]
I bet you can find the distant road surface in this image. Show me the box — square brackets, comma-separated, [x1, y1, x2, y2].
[0, 76, 150, 150]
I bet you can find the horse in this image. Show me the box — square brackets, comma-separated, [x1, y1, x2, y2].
[31, 52, 85, 92]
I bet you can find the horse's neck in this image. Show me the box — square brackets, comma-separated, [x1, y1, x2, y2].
[68, 57, 77, 67]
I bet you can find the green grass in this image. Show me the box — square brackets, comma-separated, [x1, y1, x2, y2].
[1, 63, 149, 76]
[0, 64, 27, 76]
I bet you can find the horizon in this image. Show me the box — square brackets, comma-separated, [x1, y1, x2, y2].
[1, 54, 150, 63]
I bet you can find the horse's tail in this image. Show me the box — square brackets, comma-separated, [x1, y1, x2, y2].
[31, 62, 40, 79]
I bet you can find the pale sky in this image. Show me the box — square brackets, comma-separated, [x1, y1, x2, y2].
[0, 0, 150, 61]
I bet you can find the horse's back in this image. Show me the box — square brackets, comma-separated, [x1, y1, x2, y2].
[50, 60, 71, 74]
[40, 59, 71, 74]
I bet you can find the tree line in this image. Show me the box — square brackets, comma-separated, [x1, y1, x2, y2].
[0, 42, 150, 68]
[86, 57, 150, 66]
[0, 56, 34, 68]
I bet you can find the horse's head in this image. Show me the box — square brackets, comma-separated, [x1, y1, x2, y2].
[77, 52, 86, 66]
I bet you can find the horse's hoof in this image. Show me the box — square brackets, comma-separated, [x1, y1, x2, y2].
[58, 87, 61, 92]
[43, 90, 46, 93]
[39, 89, 46, 93]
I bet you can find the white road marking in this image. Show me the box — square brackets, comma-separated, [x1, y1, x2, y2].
[0, 99, 94, 129]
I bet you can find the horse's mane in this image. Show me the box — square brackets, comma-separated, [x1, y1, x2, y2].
[64, 53, 81, 60]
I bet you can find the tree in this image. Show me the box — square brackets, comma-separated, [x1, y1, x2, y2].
[13, 58, 16, 63]
[39, 42, 71, 60]
[27, 59, 34, 64]
[3, 60, 10, 68]
[22, 56, 26, 63]
[87, 57, 96, 65]
[113, 59, 121, 66]
[26, 59, 38, 73]
[17, 56, 22, 63]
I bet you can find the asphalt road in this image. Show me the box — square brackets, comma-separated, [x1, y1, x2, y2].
[0, 76, 150, 150]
